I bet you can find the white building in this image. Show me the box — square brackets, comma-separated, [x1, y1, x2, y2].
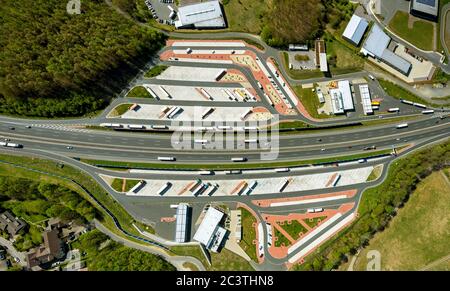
[329, 80, 354, 115]
[359, 84, 373, 115]
[175, 0, 226, 29]
[342, 15, 369, 46]
[361, 25, 412, 76]
[193, 207, 227, 252]
[174, 204, 190, 243]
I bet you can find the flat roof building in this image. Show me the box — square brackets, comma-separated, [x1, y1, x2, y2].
[361, 24, 412, 75]
[410, 0, 439, 22]
[315, 40, 328, 72]
[329, 80, 354, 115]
[174, 204, 190, 243]
[359, 84, 373, 115]
[342, 15, 369, 46]
[193, 207, 227, 253]
[330, 89, 345, 114]
[175, 0, 226, 29]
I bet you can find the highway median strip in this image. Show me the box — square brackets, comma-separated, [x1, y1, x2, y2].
[78, 149, 393, 171]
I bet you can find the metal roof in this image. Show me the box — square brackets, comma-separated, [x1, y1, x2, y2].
[175, 204, 189, 243]
[338, 80, 354, 111]
[330, 89, 345, 114]
[362, 24, 390, 58]
[175, 0, 225, 29]
[361, 24, 412, 75]
[342, 15, 369, 45]
[380, 49, 412, 75]
[193, 207, 224, 246]
[359, 84, 373, 115]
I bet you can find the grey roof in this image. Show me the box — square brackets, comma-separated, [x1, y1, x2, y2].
[362, 24, 390, 58]
[381, 50, 412, 75]
[361, 24, 412, 75]
[175, 0, 225, 29]
[342, 15, 369, 45]
[411, 0, 439, 16]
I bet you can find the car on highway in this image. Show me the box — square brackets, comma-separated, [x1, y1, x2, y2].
[66, 146, 73, 150]
[25, 125, 31, 128]
[9, 127, 15, 130]
[363, 145, 377, 151]
[321, 148, 326, 151]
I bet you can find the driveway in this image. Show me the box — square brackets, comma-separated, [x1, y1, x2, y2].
[0, 237, 27, 267]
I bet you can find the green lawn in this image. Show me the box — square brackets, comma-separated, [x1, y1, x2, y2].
[303, 216, 327, 228]
[171, 245, 254, 271]
[238, 207, 258, 262]
[278, 220, 308, 240]
[0, 153, 155, 239]
[144, 65, 168, 78]
[295, 54, 310, 62]
[126, 86, 153, 98]
[109, 104, 132, 117]
[353, 171, 450, 270]
[293, 86, 334, 119]
[274, 227, 291, 247]
[367, 165, 383, 182]
[110, 178, 140, 192]
[325, 37, 365, 74]
[378, 79, 450, 107]
[389, 11, 434, 51]
[223, 0, 267, 34]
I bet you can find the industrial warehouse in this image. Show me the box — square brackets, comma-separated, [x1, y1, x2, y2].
[174, 0, 226, 29]
[361, 24, 412, 76]
[193, 207, 228, 253]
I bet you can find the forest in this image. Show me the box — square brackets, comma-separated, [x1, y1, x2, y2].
[0, 176, 97, 251]
[72, 229, 176, 271]
[0, 0, 166, 117]
[261, 0, 356, 47]
[294, 140, 450, 270]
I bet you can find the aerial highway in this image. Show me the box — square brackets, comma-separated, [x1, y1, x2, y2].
[0, 32, 448, 271]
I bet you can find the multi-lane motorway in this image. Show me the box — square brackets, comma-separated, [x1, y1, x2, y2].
[0, 35, 448, 270]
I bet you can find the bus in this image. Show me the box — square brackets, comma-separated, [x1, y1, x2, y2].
[401, 99, 413, 105]
[127, 124, 145, 130]
[331, 174, 341, 187]
[371, 101, 380, 106]
[157, 182, 172, 196]
[388, 108, 400, 113]
[413, 102, 427, 109]
[421, 110, 434, 114]
[231, 157, 247, 162]
[243, 181, 258, 196]
[199, 171, 213, 175]
[244, 139, 258, 144]
[275, 168, 290, 173]
[396, 123, 409, 129]
[278, 179, 290, 192]
[151, 125, 169, 130]
[158, 156, 176, 161]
